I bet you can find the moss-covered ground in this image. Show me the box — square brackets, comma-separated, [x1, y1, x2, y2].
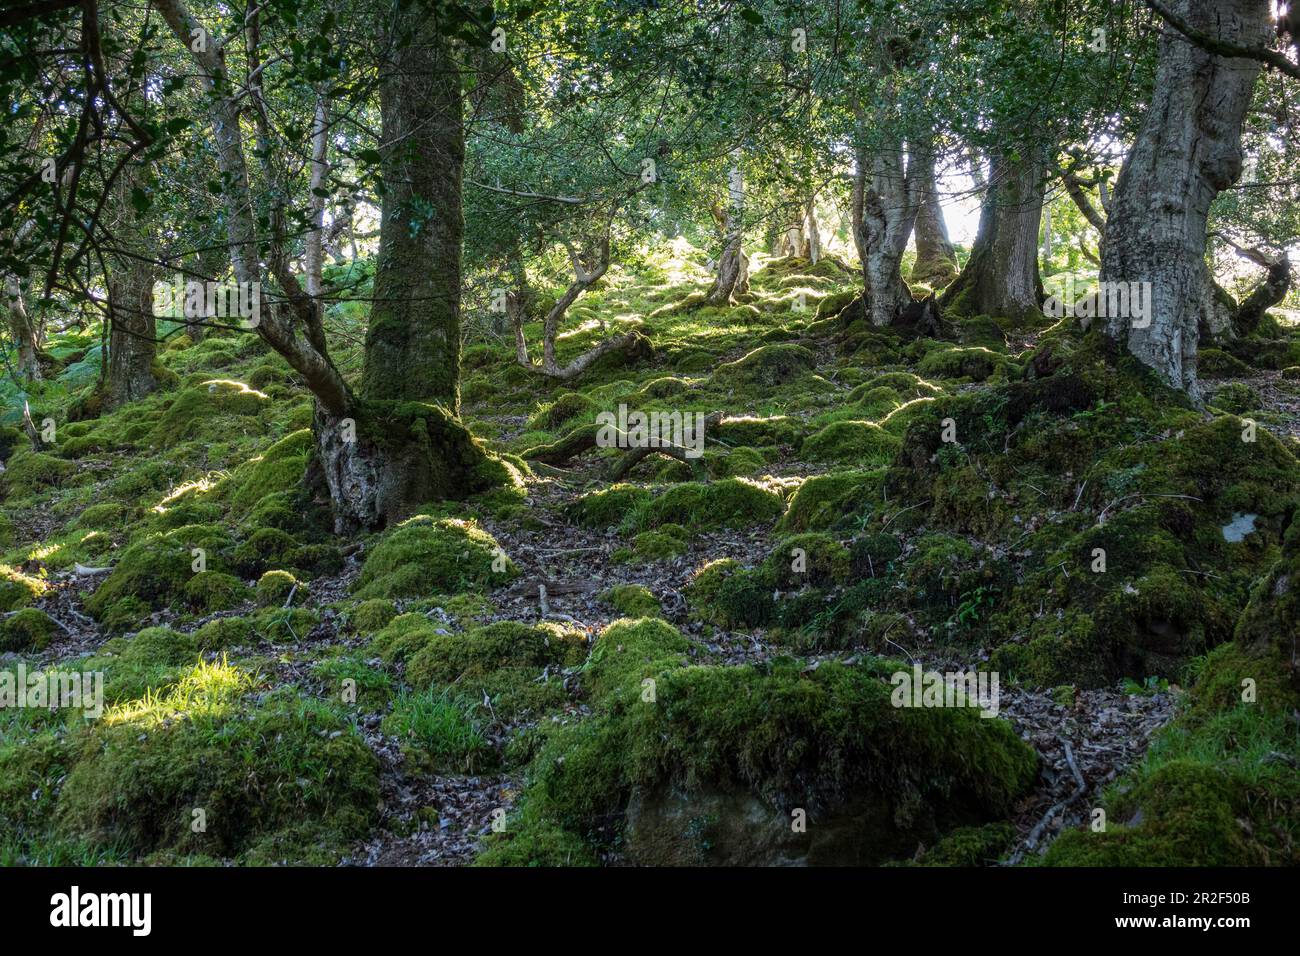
[2, 247, 1297, 866]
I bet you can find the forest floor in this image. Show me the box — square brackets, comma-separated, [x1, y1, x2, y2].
[2, 248, 1298, 867]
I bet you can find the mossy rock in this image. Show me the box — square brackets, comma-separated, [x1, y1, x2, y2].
[601, 584, 662, 618]
[564, 484, 652, 529]
[355, 515, 515, 599]
[712, 344, 817, 388]
[915, 345, 1008, 382]
[255, 570, 299, 607]
[765, 533, 851, 588]
[520, 657, 1037, 865]
[0, 564, 46, 612]
[801, 420, 901, 464]
[227, 429, 312, 512]
[149, 381, 268, 447]
[706, 445, 766, 478]
[86, 524, 229, 617]
[347, 598, 398, 635]
[778, 469, 885, 533]
[183, 571, 251, 613]
[528, 393, 595, 431]
[632, 478, 783, 531]
[1198, 348, 1253, 379]
[1208, 382, 1261, 416]
[715, 415, 801, 447]
[57, 679, 379, 859]
[1, 449, 76, 498]
[0, 607, 57, 652]
[582, 617, 692, 703]
[401, 620, 586, 720]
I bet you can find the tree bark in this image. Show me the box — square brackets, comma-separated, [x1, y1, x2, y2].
[910, 162, 958, 287]
[359, 14, 463, 408]
[939, 147, 1045, 319]
[1099, 0, 1269, 395]
[855, 138, 926, 326]
[705, 157, 747, 305]
[106, 254, 159, 410]
[4, 275, 40, 381]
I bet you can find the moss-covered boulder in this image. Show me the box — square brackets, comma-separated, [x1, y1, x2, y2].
[0, 607, 57, 652]
[633, 478, 783, 531]
[354, 515, 516, 599]
[86, 524, 229, 618]
[801, 420, 901, 464]
[713, 344, 816, 387]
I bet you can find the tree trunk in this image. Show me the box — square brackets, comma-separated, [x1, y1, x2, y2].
[105, 254, 159, 410]
[1099, 0, 1269, 395]
[910, 163, 958, 287]
[4, 275, 40, 381]
[359, 15, 463, 408]
[156, 0, 499, 531]
[939, 147, 1045, 319]
[855, 140, 925, 326]
[705, 158, 746, 305]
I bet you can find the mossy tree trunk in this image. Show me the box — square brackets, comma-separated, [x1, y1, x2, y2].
[106, 254, 159, 410]
[1099, 0, 1268, 395]
[156, 0, 501, 531]
[105, 163, 159, 411]
[910, 162, 958, 287]
[359, 14, 463, 408]
[939, 147, 1045, 319]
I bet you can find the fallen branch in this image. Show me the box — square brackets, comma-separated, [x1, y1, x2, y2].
[1006, 738, 1087, 865]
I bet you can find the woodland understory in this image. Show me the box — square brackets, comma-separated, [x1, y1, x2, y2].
[0, 0, 1298, 868]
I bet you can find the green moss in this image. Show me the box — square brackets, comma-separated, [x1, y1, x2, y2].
[404, 620, 586, 721]
[527, 393, 595, 431]
[347, 598, 398, 635]
[914, 822, 1015, 866]
[915, 345, 1009, 382]
[1198, 348, 1253, 378]
[98, 597, 150, 635]
[149, 381, 267, 447]
[583, 617, 691, 703]
[228, 429, 312, 511]
[355, 515, 515, 599]
[632, 478, 783, 531]
[473, 812, 599, 867]
[601, 584, 661, 618]
[182, 571, 250, 613]
[1208, 382, 1261, 415]
[712, 343, 816, 387]
[0, 564, 46, 612]
[57, 671, 379, 859]
[715, 415, 801, 447]
[193, 616, 255, 651]
[255, 570, 298, 607]
[764, 533, 850, 588]
[0, 607, 57, 652]
[564, 483, 652, 529]
[801, 420, 901, 464]
[778, 469, 884, 533]
[520, 657, 1037, 860]
[706, 445, 766, 478]
[2, 450, 76, 498]
[86, 524, 229, 618]
[118, 626, 200, 667]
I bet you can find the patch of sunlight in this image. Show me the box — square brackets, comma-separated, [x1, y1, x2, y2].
[154, 471, 229, 512]
[881, 396, 936, 425]
[200, 378, 268, 399]
[27, 542, 63, 563]
[104, 657, 253, 728]
[1, 563, 48, 599]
